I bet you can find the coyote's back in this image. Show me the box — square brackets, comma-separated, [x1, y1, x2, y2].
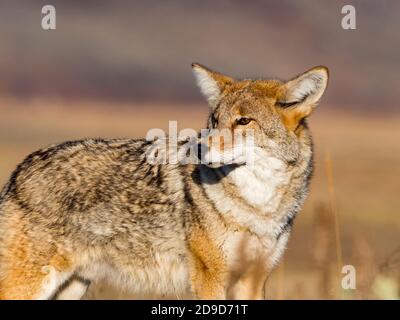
[0, 138, 191, 299]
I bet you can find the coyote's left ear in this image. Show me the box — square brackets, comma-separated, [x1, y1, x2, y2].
[192, 63, 234, 108]
[278, 66, 329, 128]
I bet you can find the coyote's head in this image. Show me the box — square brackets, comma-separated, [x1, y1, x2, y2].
[192, 63, 329, 167]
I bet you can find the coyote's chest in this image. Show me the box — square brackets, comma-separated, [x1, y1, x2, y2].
[200, 156, 295, 270]
[224, 157, 292, 212]
[201, 156, 294, 235]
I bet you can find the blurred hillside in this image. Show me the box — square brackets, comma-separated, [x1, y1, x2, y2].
[0, 0, 399, 111]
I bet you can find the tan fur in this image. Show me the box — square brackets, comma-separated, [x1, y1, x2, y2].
[0, 63, 328, 299]
[188, 226, 227, 299]
[0, 202, 74, 299]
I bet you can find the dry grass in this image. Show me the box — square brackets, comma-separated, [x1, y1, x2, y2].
[325, 152, 343, 297]
[0, 97, 399, 299]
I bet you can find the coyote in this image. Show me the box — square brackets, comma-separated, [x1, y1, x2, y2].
[0, 63, 328, 299]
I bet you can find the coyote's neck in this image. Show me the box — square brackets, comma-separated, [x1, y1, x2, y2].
[223, 157, 292, 211]
[199, 156, 300, 237]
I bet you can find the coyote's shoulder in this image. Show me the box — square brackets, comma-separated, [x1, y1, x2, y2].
[0, 63, 328, 300]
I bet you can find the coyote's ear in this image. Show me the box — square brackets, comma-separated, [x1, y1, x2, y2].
[192, 63, 234, 108]
[277, 66, 329, 129]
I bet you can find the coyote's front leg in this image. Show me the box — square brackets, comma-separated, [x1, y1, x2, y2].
[188, 227, 227, 299]
[227, 266, 268, 300]
[190, 263, 227, 300]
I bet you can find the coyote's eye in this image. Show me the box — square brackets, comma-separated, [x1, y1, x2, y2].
[236, 117, 252, 126]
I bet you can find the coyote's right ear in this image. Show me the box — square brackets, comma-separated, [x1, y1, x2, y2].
[192, 63, 234, 108]
[277, 66, 329, 130]
[281, 66, 329, 107]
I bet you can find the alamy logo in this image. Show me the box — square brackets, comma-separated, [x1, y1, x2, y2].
[341, 5, 356, 30]
[41, 5, 56, 30]
[145, 121, 255, 167]
[341, 265, 356, 289]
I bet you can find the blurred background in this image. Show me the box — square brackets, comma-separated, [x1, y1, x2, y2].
[0, 0, 399, 299]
